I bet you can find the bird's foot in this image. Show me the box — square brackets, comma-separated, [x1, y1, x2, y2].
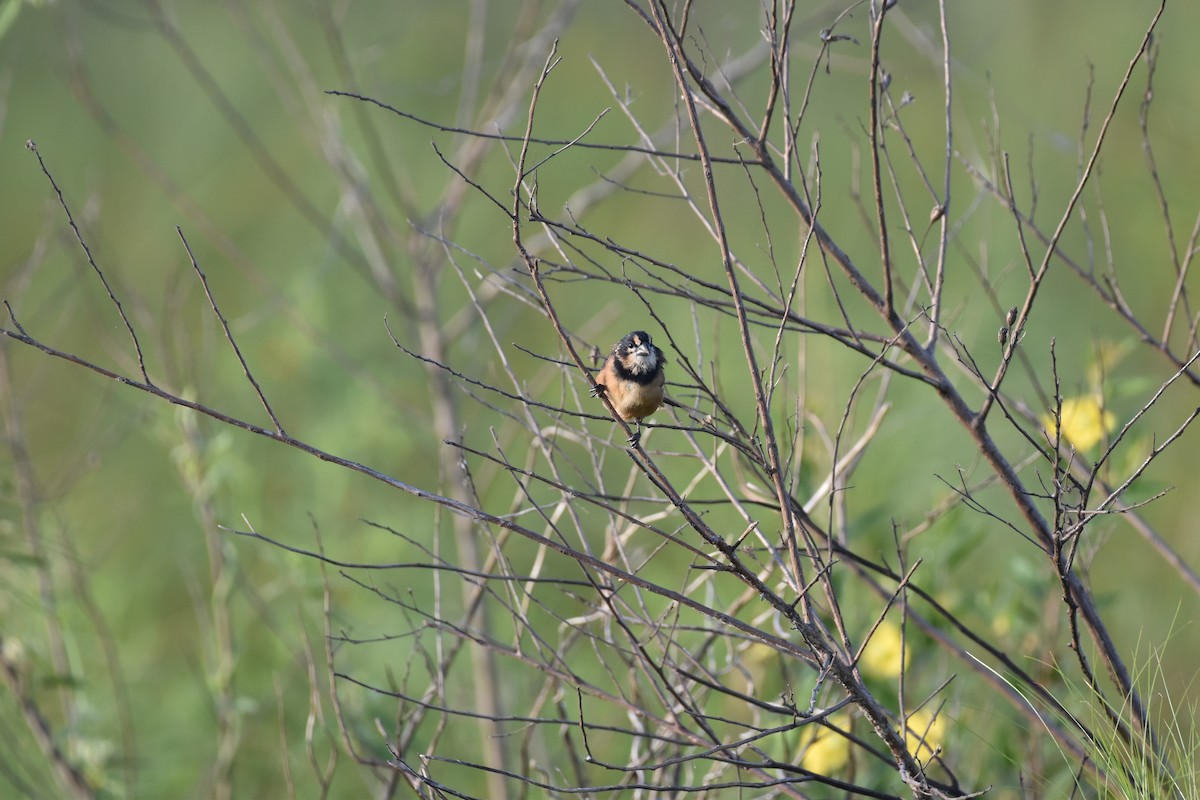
[627, 424, 644, 447]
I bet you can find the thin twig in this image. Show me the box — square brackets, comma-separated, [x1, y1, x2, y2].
[25, 140, 152, 385]
[176, 227, 286, 436]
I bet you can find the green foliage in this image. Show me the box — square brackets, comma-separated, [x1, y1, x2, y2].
[2, 1, 1200, 798]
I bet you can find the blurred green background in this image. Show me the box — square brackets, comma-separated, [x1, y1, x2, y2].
[2, 0, 1199, 797]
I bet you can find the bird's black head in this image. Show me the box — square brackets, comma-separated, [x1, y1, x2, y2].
[614, 330, 664, 378]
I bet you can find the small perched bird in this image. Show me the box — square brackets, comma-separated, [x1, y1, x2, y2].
[593, 330, 666, 446]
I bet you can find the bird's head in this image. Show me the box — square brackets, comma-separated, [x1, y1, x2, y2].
[615, 330, 663, 376]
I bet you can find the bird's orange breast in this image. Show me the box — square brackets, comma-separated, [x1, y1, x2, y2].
[613, 375, 664, 421]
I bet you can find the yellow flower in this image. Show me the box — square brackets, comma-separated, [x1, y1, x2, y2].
[860, 621, 911, 679]
[1044, 395, 1115, 451]
[903, 708, 948, 761]
[797, 713, 851, 773]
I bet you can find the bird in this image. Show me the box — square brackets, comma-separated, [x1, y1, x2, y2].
[592, 330, 666, 446]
